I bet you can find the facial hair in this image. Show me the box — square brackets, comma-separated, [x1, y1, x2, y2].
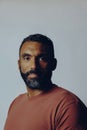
[20, 69, 52, 91]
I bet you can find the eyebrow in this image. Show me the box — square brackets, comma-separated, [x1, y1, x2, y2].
[21, 52, 48, 59]
[21, 53, 31, 57]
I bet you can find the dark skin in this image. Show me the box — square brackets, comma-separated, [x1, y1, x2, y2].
[18, 41, 56, 97]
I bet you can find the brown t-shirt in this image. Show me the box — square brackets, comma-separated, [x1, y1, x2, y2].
[4, 86, 87, 130]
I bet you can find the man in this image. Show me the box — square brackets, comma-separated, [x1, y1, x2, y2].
[4, 34, 87, 130]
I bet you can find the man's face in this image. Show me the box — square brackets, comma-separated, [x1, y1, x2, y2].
[18, 41, 53, 90]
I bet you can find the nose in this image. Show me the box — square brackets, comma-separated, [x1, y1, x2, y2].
[30, 57, 38, 70]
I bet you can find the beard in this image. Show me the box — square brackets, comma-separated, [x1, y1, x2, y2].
[20, 68, 52, 91]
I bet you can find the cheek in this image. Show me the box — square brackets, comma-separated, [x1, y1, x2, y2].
[20, 62, 30, 73]
[39, 62, 49, 70]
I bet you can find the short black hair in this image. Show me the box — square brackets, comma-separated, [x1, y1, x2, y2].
[19, 33, 55, 59]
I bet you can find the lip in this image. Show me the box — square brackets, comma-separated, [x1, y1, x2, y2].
[28, 73, 38, 78]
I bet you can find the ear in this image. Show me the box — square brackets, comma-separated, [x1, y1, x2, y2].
[50, 58, 57, 71]
[18, 59, 21, 70]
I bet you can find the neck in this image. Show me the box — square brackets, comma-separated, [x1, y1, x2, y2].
[27, 88, 43, 97]
[26, 81, 53, 97]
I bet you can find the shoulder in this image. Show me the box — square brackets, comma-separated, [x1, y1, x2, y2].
[50, 85, 79, 103]
[8, 93, 26, 114]
[53, 86, 87, 129]
[51, 85, 87, 115]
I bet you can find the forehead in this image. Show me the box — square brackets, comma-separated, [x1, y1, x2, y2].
[20, 41, 47, 55]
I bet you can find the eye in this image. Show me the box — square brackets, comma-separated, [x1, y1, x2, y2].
[39, 56, 48, 62]
[23, 56, 30, 61]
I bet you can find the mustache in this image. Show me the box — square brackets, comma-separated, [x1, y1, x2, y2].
[25, 69, 40, 77]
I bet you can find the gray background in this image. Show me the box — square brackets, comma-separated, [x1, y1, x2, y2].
[0, 0, 87, 129]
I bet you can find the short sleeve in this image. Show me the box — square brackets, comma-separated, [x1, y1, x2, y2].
[54, 93, 87, 130]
